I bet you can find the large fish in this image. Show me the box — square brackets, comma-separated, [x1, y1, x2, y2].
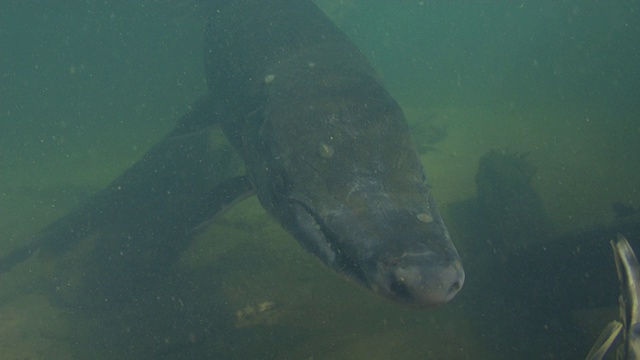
[0, 0, 463, 308]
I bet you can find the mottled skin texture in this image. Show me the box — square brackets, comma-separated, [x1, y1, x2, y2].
[205, 0, 464, 307]
[0, 0, 464, 309]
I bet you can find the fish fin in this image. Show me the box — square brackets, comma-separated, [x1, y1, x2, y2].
[169, 93, 224, 137]
[0, 96, 241, 276]
[189, 175, 255, 234]
[585, 320, 622, 360]
[611, 234, 640, 359]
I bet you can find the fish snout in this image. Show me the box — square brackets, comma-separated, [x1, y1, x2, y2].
[376, 252, 465, 308]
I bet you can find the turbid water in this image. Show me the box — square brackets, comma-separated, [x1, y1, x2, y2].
[1, 1, 639, 359]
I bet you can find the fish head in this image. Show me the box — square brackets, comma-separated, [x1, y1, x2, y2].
[248, 75, 464, 308]
[286, 180, 465, 309]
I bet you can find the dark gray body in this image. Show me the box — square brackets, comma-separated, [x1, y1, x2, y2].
[205, 0, 463, 307]
[0, 0, 463, 308]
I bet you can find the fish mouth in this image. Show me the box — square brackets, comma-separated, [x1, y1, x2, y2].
[373, 251, 465, 308]
[288, 196, 465, 308]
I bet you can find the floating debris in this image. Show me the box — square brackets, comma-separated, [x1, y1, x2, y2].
[234, 300, 281, 328]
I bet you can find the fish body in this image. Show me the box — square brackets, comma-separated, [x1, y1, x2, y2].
[0, 0, 463, 308]
[204, 0, 463, 307]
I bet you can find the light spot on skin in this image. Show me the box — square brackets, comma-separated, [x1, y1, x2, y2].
[264, 74, 276, 84]
[319, 142, 334, 158]
[417, 213, 433, 223]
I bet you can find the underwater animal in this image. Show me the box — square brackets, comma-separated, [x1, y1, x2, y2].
[0, 0, 463, 308]
[586, 234, 640, 359]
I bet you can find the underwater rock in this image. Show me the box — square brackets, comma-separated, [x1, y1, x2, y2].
[474, 150, 552, 254]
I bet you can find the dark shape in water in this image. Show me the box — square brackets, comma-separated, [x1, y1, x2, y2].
[475, 149, 552, 255]
[0, 0, 463, 309]
[613, 202, 638, 220]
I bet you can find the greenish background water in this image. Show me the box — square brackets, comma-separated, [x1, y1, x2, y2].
[0, 1, 638, 359]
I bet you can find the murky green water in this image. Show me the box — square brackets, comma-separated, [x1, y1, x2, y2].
[1, 1, 639, 359]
